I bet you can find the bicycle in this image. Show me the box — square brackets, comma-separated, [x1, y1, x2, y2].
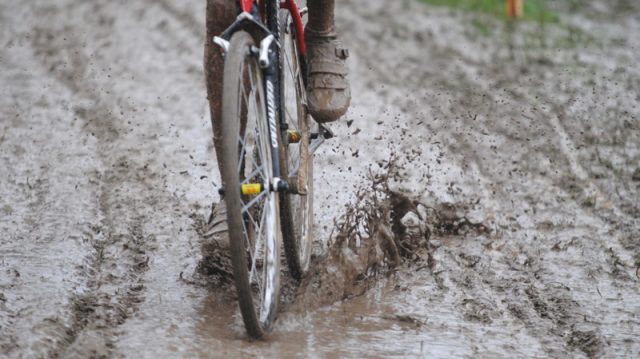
[212, 0, 333, 338]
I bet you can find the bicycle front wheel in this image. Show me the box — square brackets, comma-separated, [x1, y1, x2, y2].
[219, 31, 281, 338]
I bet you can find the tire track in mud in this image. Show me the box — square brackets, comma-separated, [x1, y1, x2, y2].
[453, 75, 638, 277]
[482, 67, 639, 274]
[337, 0, 637, 356]
[28, 7, 159, 356]
[489, 63, 639, 222]
[439, 238, 606, 357]
[422, 64, 624, 357]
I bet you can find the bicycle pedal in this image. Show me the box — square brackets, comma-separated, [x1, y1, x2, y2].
[319, 124, 334, 139]
[287, 130, 302, 144]
[310, 124, 334, 140]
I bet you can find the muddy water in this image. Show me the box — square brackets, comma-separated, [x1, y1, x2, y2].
[1, 0, 639, 358]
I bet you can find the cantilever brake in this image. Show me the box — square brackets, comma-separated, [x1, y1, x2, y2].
[212, 11, 274, 55]
[213, 34, 276, 69]
[258, 35, 275, 68]
[213, 37, 230, 53]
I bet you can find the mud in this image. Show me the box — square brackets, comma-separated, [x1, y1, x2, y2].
[1, 0, 639, 357]
[291, 157, 433, 310]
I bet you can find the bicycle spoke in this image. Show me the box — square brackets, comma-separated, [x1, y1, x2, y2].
[240, 167, 264, 185]
[283, 47, 298, 86]
[241, 208, 259, 266]
[248, 202, 268, 289]
[285, 106, 297, 129]
[243, 200, 263, 237]
[237, 87, 252, 173]
[288, 158, 301, 178]
[249, 68, 263, 129]
[241, 189, 268, 213]
[283, 52, 300, 132]
[241, 217, 265, 299]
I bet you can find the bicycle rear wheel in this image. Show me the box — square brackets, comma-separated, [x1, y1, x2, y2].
[220, 31, 281, 338]
[279, 10, 313, 281]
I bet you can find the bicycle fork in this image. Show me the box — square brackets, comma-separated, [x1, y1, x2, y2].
[257, 35, 289, 194]
[214, 13, 333, 197]
[215, 31, 288, 196]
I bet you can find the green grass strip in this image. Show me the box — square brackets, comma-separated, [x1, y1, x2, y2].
[420, 0, 559, 23]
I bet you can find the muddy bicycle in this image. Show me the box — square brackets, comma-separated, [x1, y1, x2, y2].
[212, 0, 333, 338]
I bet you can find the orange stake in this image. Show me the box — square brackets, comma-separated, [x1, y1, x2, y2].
[506, 0, 523, 18]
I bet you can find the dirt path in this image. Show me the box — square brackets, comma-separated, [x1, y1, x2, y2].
[1, 0, 638, 357]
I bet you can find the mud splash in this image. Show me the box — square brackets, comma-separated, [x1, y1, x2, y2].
[195, 153, 498, 322]
[194, 155, 430, 305]
[292, 155, 433, 309]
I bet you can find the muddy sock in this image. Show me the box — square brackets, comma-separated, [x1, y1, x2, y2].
[307, 0, 335, 34]
[204, 0, 237, 171]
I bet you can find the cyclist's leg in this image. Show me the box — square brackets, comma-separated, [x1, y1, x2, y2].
[305, 0, 351, 123]
[308, 0, 335, 32]
[204, 0, 238, 173]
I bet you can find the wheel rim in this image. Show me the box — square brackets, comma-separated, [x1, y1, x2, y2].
[236, 51, 280, 327]
[282, 15, 312, 271]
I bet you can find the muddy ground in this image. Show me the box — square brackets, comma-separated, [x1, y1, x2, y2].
[1, 0, 639, 357]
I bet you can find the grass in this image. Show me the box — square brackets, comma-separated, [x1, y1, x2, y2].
[419, 0, 595, 48]
[420, 0, 559, 23]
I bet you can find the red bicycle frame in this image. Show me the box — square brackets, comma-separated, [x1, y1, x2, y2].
[239, 0, 307, 56]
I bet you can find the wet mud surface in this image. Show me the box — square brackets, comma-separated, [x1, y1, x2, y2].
[1, 0, 639, 357]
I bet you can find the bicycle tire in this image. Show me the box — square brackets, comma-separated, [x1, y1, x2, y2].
[278, 9, 314, 281]
[220, 30, 281, 338]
